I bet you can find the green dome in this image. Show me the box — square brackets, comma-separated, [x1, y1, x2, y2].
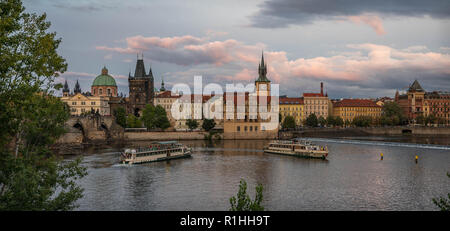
[92, 67, 117, 87]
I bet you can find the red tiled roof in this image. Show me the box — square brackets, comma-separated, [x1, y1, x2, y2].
[303, 93, 324, 97]
[333, 99, 381, 107]
[155, 91, 181, 98]
[279, 97, 304, 105]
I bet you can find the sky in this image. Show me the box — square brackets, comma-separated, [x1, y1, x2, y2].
[24, 0, 450, 99]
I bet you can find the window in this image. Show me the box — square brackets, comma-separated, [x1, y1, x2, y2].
[91, 102, 96, 105]
[107, 88, 111, 95]
[244, 126, 247, 131]
[81, 101, 86, 105]
[237, 126, 240, 132]
[99, 89, 103, 95]
[255, 126, 258, 131]
[72, 102, 76, 105]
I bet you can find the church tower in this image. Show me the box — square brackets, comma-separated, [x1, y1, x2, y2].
[62, 79, 70, 97]
[255, 52, 270, 96]
[128, 54, 155, 116]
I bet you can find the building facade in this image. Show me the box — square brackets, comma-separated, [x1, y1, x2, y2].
[128, 56, 154, 116]
[395, 80, 449, 124]
[279, 97, 304, 126]
[395, 80, 425, 121]
[332, 99, 382, 122]
[303, 82, 331, 119]
[61, 93, 111, 116]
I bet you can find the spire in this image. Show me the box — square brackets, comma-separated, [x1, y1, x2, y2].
[256, 51, 269, 82]
[160, 76, 166, 91]
[74, 79, 81, 94]
[63, 79, 69, 93]
[148, 65, 153, 78]
[134, 57, 146, 77]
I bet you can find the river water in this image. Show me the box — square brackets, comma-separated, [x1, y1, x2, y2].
[68, 137, 450, 211]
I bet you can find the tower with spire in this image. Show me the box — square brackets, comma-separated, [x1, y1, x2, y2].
[128, 54, 155, 116]
[62, 79, 70, 97]
[160, 76, 166, 92]
[255, 51, 271, 96]
[74, 80, 82, 94]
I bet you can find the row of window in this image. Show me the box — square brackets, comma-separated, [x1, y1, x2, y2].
[71, 101, 96, 105]
[236, 126, 259, 132]
[93, 88, 115, 96]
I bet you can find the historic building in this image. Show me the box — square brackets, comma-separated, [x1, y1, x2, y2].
[61, 93, 111, 116]
[128, 56, 155, 116]
[303, 82, 331, 119]
[395, 80, 425, 121]
[61, 66, 122, 116]
[395, 80, 449, 124]
[91, 66, 118, 97]
[223, 53, 278, 139]
[332, 99, 382, 123]
[279, 96, 304, 126]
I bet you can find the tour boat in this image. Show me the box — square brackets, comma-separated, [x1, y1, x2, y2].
[264, 139, 328, 159]
[120, 141, 192, 164]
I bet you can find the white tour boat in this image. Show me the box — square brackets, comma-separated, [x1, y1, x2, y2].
[120, 141, 192, 164]
[264, 139, 328, 159]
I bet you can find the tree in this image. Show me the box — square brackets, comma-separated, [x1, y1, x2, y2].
[154, 105, 170, 130]
[229, 179, 264, 211]
[126, 114, 142, 128]
[352, 115, 373, 127]
[326, 115, 335, 126]
[381, 102, 407, 126]
[305, 114, 318, 127]
[318, 116, 326, 127]
[113, 107, 126, 128]
[141, 104, 170, 130]
[432, 173, 450, 211]
[186, 119, 198, 131]
[0, 0, 86, 210]
[282, 115, 296, 129]
[202, 119, 216, 131]
[416, 114, 426, 125]
[141, 104, 156, 129]
[334, 116, 344, 127]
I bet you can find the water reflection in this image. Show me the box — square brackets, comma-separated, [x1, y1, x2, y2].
[73, 138, 450, 211]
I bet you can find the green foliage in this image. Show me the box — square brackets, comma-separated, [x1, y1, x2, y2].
[229, 179, 264, 211]
[381, 102, 407, 126]
[141, 104, 170, 130]
[318, 116, 326, 126]
[113, 107, 127, 128]
[186, 119, 198, 131]
[126, 114, 142, 128]
[282, 115, 296, 129]
[202, 119, 216, 131]
[0, 0, 86, 210]
[416, 114, 426, 125]
[352, 115, 373, 127]
[326, 115, 335, 126]
[334, 116, 344, 126]
[432, 173, 450, 211]
[305, 114, 318, 127]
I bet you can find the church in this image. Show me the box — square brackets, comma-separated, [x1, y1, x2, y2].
[127, 55, 155, 116]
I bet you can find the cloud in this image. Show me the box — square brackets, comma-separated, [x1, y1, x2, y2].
[249, 0, 450, 34]
[96, 34, 450, 97]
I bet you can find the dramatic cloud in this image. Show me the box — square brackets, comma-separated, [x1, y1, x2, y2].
[96, 35, 450, 95]
[250, 0, 450, 34]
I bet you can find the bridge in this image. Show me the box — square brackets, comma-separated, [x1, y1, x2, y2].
[57, 115, 124, 144]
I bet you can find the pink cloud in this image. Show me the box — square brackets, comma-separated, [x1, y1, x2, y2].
[347, 14, 386, 35]
[96, 34, 450, 85]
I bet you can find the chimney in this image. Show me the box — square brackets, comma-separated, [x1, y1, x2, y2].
[320, 82, 324, 95]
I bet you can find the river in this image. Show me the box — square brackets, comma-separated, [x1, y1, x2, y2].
[67, 137, 450, 211]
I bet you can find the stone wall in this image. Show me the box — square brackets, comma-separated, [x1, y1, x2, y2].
[125, 131, 217, 141]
